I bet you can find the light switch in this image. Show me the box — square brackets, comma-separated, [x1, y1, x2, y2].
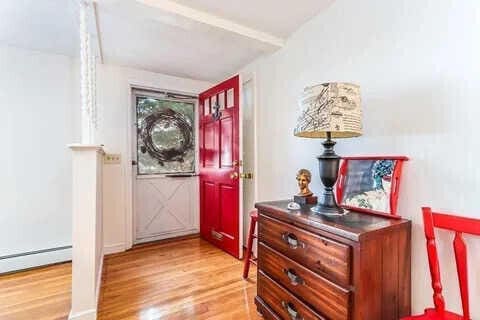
[104, 154, 121, 164]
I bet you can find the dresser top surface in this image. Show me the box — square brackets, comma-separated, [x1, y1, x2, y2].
[255, 200, 410, 241]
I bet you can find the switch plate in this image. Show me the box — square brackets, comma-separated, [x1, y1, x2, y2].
[104, 154, 121, 164]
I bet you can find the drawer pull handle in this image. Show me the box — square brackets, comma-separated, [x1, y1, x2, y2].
[283, 268, 305, 286]
[281, 232, 306, 249]
[281, 301, 303, 320]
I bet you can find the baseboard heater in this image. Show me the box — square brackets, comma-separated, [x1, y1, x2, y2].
[0, 245, 72, 274]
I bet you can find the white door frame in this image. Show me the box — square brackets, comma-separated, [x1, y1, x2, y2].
[239, 72, 259, 249]
[240, 72, 259, 203]
[124, 75, 255, 252]
[125, 81, 200, 250]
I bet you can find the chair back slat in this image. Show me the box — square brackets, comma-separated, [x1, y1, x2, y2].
[422, 208, 446, 315]
[453, 232, 470, 319]
[422, 207, 480, 320]
[432, 212, 480, 236]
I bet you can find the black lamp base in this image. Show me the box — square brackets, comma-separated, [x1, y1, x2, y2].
[311, 203, 346, 215]
[311, 132, 346, 216]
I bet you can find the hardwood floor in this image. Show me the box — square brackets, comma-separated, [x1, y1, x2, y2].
[0, 262, 71, 320]
[0, 237, 260, 320]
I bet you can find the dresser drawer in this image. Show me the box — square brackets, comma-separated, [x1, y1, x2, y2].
[259, 214, 351, 286]
[258, 271, 325, 320]
[259, 242, 350, 320]
[255, 296, 282, 320]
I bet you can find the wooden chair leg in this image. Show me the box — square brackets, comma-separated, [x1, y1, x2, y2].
[243, 212, 257, 279]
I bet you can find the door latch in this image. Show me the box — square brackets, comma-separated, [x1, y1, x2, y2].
[240, 172, 253, 179]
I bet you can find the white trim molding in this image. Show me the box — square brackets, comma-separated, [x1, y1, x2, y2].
[104, 243, 125, 255]
[0, 246, 72, 274]
[95, 252, 103, 311]
[134, 0, 285, 48]
[68, 248, 103, 320]
[69, 308, 97, 320]
[68, 144, 105, 152]
[125, 81, 201, 250]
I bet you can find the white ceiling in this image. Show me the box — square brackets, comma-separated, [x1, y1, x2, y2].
[96, 0, 273, 80]
[0, 0, 80, 57]
[0, 0, 333, 81]
[171, 0, 334, 38]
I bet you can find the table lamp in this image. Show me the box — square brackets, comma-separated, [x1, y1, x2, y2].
[294, 82, 362, 215]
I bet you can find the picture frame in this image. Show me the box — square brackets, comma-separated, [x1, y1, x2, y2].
[336, 156, 409, 219]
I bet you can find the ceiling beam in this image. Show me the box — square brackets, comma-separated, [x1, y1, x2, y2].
[134, 0, 285, 48]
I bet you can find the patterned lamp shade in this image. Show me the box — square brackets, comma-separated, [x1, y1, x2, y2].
[294, 82, 363, 139]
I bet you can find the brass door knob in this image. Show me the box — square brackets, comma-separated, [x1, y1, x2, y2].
[230, 172, 239, 179]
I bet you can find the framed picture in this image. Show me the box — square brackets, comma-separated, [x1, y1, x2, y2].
[336, 156, 408, 219]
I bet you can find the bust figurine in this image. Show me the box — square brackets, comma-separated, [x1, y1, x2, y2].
[296, 169, 313, 197]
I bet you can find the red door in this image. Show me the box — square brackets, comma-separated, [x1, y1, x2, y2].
[199, 75, 240, 258]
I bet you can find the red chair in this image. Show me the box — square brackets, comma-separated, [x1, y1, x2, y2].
[402, 207, 480, 320]
[242, 209, 258, 279]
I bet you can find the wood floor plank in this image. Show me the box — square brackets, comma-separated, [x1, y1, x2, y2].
[0, 263, 71, 320]
[0, 237, 261, 319]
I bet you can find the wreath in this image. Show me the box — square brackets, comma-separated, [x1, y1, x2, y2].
[139, 108, 193, 166]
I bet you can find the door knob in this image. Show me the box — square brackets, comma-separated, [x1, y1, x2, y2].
[240, 173, 254, 179]
[230, 172, 239, 179]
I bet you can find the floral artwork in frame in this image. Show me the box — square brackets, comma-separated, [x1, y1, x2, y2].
[336, 156, 408, 218]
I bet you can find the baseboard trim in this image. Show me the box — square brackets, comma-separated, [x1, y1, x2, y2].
[68, 251, 104, 320]
[133, 233, 200, 249]
[96, 251, 104, 309]
[0, 245, 72, 274]
[0, 245, 72, 260]
[134, 229, 199, 245]
[68, 308, 97, 320]
[104, 243, 125, 255]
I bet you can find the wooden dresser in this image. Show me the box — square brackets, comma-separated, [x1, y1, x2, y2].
[255, 200, 411, 320]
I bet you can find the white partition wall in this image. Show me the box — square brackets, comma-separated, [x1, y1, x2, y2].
[69, 2, 103, 319]
[69, 145, 104, 320]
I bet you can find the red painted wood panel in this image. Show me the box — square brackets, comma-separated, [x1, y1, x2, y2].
[453, 232, 469, 318]
[199, 75, 240, 258]
[422, 207, 446, 315]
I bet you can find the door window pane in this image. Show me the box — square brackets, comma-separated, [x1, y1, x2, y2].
[211, 94, 217, 111]
[204, 98, 210, 115]
[136, 96, 195, 174]
[218, 91, 225, 110]
[227, 88, 234, 108]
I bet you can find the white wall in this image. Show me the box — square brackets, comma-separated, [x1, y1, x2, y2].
[242, 0, 480, 316]
[88, 63, 211, 252]
[0, 46, 74, 272]
[0, 44, 211, 271]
